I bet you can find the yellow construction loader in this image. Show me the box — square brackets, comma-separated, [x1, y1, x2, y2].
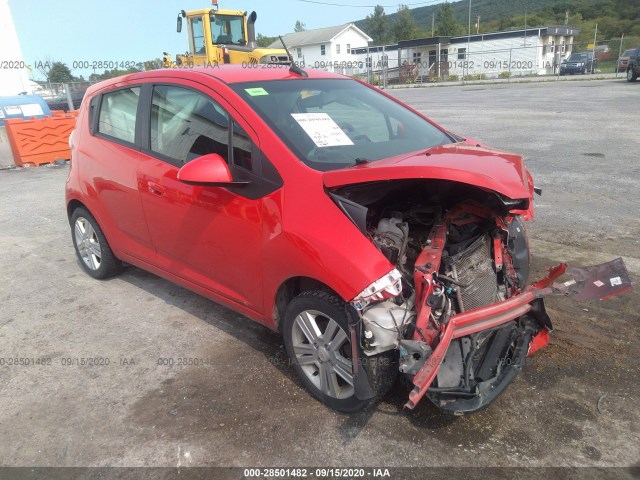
[163, 1, 289, 68]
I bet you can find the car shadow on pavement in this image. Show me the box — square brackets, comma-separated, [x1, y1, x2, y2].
[119, 266, 300, 385]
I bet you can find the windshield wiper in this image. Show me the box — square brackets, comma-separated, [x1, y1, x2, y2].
[353, 157, 370, 165]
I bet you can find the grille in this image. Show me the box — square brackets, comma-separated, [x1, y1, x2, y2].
[451, 234, 499, 311]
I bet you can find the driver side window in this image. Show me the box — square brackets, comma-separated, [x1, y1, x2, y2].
[150, 85, 229, 165]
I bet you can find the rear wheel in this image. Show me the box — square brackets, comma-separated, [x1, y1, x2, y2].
[283, 290, 397, 412]
[71, 207, 123, 279]
[627, 68, 638, 82]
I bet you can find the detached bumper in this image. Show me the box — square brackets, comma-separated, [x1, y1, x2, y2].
[405, 259, 632, 411]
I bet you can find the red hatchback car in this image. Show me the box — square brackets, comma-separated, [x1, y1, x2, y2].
[66, 65, 630, 414]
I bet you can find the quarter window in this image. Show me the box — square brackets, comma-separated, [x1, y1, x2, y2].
[98, 87, 140, 143]
[150, 85, 229, 165]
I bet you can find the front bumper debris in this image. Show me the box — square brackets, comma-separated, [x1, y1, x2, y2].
[405, 258, 633, 411]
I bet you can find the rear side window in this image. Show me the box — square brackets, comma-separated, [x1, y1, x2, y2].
[150, 85, 229, 165]
[98, 87, 140, 143]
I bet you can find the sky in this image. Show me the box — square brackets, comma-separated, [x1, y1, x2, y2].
[7, 0, 445, 80]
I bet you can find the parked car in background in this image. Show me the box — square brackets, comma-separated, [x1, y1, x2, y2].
[560, 51, 597, 75]
[617, 48, 636, 72]
[625, 47, 640, 82]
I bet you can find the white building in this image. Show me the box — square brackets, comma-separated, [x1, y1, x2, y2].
[0, 0, 31, 95]
[353, 26, 580, 82]
[269, 23, 372, 75]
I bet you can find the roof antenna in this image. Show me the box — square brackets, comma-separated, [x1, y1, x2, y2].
[279, 35, 308, 78]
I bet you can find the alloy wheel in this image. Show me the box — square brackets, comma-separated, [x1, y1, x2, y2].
[291, 309, 354, 399]
[74, 217, 102, 270]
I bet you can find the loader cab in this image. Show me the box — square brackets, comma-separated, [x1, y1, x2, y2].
[210, 13, 247, 45]
[182, 9, 249, 61]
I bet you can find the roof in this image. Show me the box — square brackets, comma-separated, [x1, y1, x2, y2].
[85, 65, 348, 95]
[268, 23, 372, 49]
[357, 26, 580, 51]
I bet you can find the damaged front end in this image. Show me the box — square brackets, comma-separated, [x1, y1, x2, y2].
[330, 179, 632, 414]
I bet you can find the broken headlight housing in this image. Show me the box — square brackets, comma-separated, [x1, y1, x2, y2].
[351, 269, 403, 311]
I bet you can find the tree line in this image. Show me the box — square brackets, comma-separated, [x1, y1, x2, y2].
[357, 0, 639, 45]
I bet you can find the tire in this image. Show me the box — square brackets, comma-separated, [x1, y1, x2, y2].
[627, 67, 638, 82]
[70, 207, 123, 279]
[283, 290, 397, 412]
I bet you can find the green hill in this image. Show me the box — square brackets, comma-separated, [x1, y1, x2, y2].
[354, 0, 639, 44]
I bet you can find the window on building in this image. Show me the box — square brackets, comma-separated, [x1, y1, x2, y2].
[297, 47, 302, 59]
[320, 44, 326, 56]
[413, 52, 423, 64]
[336, 44, 341, 54]
[347, 44, 351, 54]
[98, 87, 140, 144]
[458, 48, 466, 60]
[150, 85, 229, 165]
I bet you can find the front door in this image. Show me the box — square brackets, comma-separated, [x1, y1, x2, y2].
[137, 83, 265, 312]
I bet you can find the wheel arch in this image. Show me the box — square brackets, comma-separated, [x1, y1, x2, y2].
[272, 276, 342, 333]
[67, 198, 88, 222]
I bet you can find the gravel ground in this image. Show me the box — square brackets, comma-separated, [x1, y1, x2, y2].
[0, 78, 638, 471]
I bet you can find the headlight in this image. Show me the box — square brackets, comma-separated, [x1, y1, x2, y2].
[351, 269, 403, 311]
[578, 63, 584, 67]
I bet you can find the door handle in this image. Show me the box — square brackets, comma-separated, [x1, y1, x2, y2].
[147, 181, 165, 196]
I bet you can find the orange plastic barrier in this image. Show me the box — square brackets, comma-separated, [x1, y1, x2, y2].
[4, 114, 77, 167]
[51, 110, 79, 117]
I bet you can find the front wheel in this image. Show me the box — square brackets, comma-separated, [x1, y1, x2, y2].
[283, 290, 397, 412]
[627, 68, 638, 82]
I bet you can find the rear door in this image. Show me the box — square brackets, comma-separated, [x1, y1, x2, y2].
[136, 81, 281, 313]
[82, 84, 155, 262]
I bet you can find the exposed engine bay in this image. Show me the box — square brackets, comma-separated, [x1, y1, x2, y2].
[329, 179, 632, 414]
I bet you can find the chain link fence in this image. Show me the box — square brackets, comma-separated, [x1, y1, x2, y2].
[30, 81, 94, 112]
[345, 36, 640, 86]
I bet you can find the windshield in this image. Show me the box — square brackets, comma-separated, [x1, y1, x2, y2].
[232, 79, 452, 171]
[210, 14, 245, 45]
[568, 53, 590, 62]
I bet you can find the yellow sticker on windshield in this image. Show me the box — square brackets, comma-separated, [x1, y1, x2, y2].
[245, 87, 269, 96]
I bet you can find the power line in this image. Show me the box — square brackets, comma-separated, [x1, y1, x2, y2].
[295, 0, 444, 8]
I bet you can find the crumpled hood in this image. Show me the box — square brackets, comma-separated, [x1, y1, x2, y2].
[323, 142, 533, 201]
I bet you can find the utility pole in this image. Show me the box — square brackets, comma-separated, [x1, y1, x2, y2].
[616, 33, 624, 78]
[592, 23, 597, 74]
[524, 3, 527, 47]
[464, 0, 471, 82]
[476, 15, 480, 34]
[432, 14, 435, 37]
[565, 10, 569, 25]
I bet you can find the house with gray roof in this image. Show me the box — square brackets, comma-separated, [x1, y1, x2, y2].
[269, 23, 372, 73]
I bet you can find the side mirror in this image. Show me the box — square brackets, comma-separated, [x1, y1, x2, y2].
[177, 15, 182, 33]
[177, 153, 249, 186]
